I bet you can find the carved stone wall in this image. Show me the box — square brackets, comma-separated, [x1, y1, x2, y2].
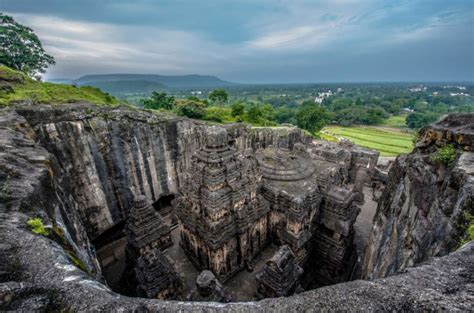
[175, 126, 270, 281]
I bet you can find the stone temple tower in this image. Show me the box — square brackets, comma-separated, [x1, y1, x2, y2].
[175, 126, 270, 281]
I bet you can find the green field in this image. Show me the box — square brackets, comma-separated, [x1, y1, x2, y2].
[322, 126, 414, 156]
[380, 114, 408, 128]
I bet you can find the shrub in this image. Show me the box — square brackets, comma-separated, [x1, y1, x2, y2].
[26, 217, 50, 236]
[431, 144, 457, 166]
[175, 100, 205, 119]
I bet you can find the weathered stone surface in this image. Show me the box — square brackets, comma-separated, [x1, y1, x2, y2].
[175, 126, 270, 281]
[123, 195, 180, 299]
[125, 194, 172, 255]
[255, 245, 303, 298]
[362, 113, 474, 279]
[134, 248, 183, 299]
[187, 270, 232, 303]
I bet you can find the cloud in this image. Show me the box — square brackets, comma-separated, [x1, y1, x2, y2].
[10, 13, 235, 78]
[4, 0, 473, 82]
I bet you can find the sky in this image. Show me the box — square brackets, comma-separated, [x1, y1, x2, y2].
[1, 0, 473, 83]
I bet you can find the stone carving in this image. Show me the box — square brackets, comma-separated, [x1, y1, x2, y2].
[186, 270, 233, 302]
[256, 148, 321, 265]
[125, 195, 172, 257]
[175, 126, 270, 281]
[255, 245, 303, 298]
[124, 195, 181, 299]
[135, 249, 183, 299]
[310, 185, 360, 286]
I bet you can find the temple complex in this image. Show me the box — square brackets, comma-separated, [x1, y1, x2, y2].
[255, 245, 303, 298]
[174, 126, 377, 291]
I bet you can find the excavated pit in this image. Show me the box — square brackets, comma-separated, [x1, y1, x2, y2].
[1, 106, 472, 311]
[83, 122, 381, 301]
[93, 191, 377, 302]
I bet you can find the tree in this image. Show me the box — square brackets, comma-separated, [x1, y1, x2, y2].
[406, 112, 440, 129]
[296, 102, 329, 134]
[231, 102, 245, 117]
[142, 92, 175, 110]
[208, 89, 228, 103]
[245, 104, 263, 123]
[0, 13, 55, 77]
[274, 107, 296, 124]
[175, 100, 205, 119]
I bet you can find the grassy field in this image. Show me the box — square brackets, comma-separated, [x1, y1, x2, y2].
[322, 125, 414, 156]
[380, 114, 408, 128]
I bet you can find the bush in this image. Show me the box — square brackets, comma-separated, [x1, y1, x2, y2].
[142, 92, 175, 110]
[203, 107, 233, 123]
[431, 144, 457, 166]
[231, 102, 245, 117]
[26, 217, 50, 236]
[406, 112, 440, 129]
[175, 99, 206, 119]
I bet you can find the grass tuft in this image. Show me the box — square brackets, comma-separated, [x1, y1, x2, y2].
[26, 217, 50, 236]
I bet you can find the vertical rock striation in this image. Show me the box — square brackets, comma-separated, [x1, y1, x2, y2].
[362, 114, 474, 279]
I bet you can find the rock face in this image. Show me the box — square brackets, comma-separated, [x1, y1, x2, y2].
[255, 245, 303, 298]
[0, 103, 472, 311]
[186, 270, 233, 303]
[175, 126, 270, 281]
[362, 113, 474, 279]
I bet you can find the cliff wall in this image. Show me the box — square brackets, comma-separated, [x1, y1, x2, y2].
[362, 113, 474, 279]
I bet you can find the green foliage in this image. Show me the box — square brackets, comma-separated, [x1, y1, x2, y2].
[208, 89, 228, 103]
[0, 13, 55, 77]
[203, 106, 234, 123]
[274, 107, 297, 124]
[406, 112, 440, 129]
[380, 115, 408, 128]
[51, 225, 90, 274]
[243, 103, 277, 126]
[431, 144, 457, 166]
[0, 66, 119, 106]
[26, 217, 50, 236]
[175, 99, 206, 118]
[460, 212, 474, 246]
[231, 102, 245, 117]
[142, 91, 175, 110]
[296, 102, 329, 134]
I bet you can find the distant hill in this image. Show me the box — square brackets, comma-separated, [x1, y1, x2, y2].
[74, 73, 237, 89]
[79, 80, 167, 95]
